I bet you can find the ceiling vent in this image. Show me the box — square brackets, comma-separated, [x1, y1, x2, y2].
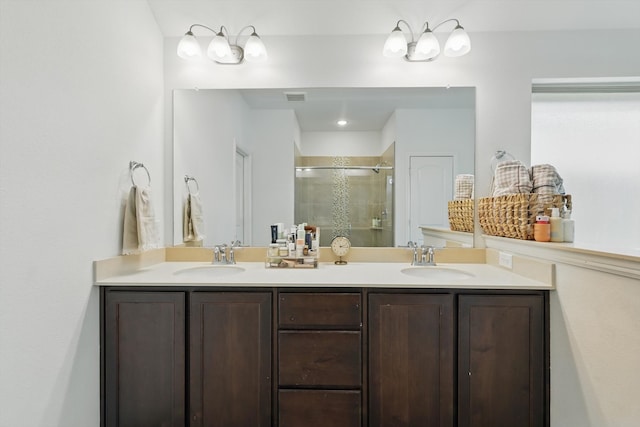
[284, 92, 307, 102]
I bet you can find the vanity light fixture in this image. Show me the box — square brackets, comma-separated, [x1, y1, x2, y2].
[336, 119, 348, 126]
[177, 24, 268, 64]
[383, 19, 470, 62]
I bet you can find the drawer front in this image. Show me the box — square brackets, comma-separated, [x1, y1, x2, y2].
[279, 331, 361, 387]
[279, 292, 361, 328]
[279, 390, 361, 427]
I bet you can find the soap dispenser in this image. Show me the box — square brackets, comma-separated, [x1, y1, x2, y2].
[550, 208, 564, 242]
[562, 210, 575, 243]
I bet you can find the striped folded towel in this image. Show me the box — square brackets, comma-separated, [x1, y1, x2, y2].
[530, 164, 565, 195]
[492, 160, 533, 196]
[455, 174, 474, 199]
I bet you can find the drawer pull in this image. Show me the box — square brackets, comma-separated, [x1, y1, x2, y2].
[290, 316, 296, 321]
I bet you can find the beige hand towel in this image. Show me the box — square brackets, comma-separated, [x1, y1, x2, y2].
[122, 185, 160, 255]
[122, 186, 139, 255]
[183, 193, 205, 242]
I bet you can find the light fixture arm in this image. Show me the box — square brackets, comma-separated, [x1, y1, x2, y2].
[234, 25, 258, 45]
[394, 19, 416, 43]
[184, 23, 231, 44]
[430, 18, 462, 32]
[187, 23, 220, 36]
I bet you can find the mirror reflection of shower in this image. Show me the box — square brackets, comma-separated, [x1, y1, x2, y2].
[295, 147, 394, 247]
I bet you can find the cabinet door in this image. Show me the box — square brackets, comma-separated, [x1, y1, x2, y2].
[368, 293, 454, 427]
[104, 291, 185, 427]
[458, 294, 545, 427]
[190, 292, 272, 427]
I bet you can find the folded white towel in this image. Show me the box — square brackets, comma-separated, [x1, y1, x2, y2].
[183, 193, 205, 243]
[122, 185, 160, 255]
[530, 164, 565, 195]
[455, 174, 474, 200]
[492, 160, 533, 196]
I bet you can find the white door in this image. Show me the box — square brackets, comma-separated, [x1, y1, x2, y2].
[409, 156, 454, 244]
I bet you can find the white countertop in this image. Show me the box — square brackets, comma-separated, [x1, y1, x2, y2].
[95, 261, 552, 290]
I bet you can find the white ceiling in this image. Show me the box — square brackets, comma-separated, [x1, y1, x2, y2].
[237, 87, 474, 131]
[148, 0, 640, 37]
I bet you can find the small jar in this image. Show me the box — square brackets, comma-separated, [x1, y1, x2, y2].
[278, 245, 289, 257]
[534, 215, 551, 242]
[268, 243, 279, 257]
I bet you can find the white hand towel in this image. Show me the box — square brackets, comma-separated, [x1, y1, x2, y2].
[122, 186, 139, 255]
[135, 185, 160, 252]
[122, 185, 160, 255]
[183, 193, 205, 242]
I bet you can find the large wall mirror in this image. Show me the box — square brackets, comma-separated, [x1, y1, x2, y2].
[173, 87, 475, 247]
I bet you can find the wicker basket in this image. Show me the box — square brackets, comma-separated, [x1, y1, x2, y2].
[448, 199, 474, 232]
[478, 193, 572, 240]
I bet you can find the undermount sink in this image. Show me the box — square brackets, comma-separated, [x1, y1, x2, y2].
[173, 265, 246, 278]
[400, 266, 474, 282]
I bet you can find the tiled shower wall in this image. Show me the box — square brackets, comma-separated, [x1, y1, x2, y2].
[295, 144, 394, 247]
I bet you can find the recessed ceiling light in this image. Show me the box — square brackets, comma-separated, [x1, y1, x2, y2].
[337, 119, 348, 126]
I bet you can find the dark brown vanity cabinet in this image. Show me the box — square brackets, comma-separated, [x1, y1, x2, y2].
[368, 293, 455, 427]
[102, 289, 271, 427]
[277, 292, 362, 427]
[103, 291, 186, 427]
[458, 294, 546, 427]
[190, 292, 272, 427]
[102, 287, 548, 427]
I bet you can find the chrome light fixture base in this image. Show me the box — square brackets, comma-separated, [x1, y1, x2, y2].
[404, 42, 439, 62]
[214, 45, 244, 64]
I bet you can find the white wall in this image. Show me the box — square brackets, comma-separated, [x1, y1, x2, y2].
[248, 110, 297, 245]
[532, 92, 640, 250]
[173, 89, 249, 245]
[0, 2, 163, 426]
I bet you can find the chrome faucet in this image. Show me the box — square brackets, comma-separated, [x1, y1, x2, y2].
[212, 244, 229, 265]
[213, 242, 240, 265]
[228, 240, 241, 264]
[408, 242, 436, 266]
[419, 245, 436, 266]
[407, 241, 419, 265]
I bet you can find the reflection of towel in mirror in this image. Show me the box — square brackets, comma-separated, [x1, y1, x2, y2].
[122, 185, 161, 255]
[183, 193, 205, 243]
[455, 174, 474, 199]
[492, 160, 533, 196]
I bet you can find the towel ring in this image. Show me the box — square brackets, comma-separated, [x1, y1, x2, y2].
[129, 161, 151, 187]
[490, 150, 515, 172]
[184, 175, 200, 195]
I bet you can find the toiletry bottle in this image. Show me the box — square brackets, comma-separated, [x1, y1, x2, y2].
[270, 225, 278, 244]
[288, 234, 295, 257]
[296, 224, 305, 257]
[563, 210, 575, 243]
[534, 215, 551, 242]
[549, 208, 564, 242]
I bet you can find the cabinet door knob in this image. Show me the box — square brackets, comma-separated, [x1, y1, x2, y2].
[290, 316, 296, 321]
